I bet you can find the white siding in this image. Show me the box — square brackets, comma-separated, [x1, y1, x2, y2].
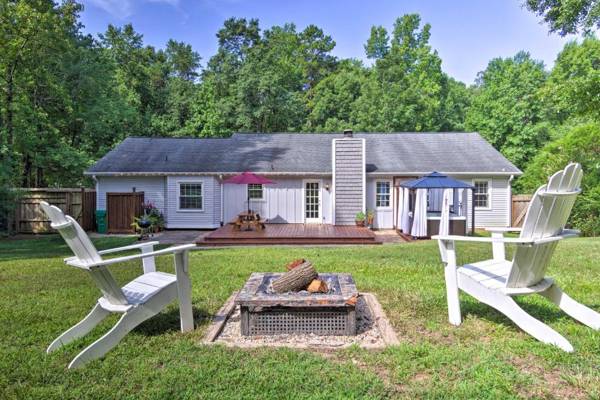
[456, 175, 511, 228]
[166, 176, 221, 229]
[96, 176, 167, 214]
[366, 177, 394, 229]
[223, 178, 333, 224]
[366, 174, 511, 230]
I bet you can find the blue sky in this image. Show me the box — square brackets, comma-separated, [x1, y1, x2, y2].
[80, 0, 578, 84]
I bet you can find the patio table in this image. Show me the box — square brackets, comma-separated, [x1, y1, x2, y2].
[234, 211, 265, 231]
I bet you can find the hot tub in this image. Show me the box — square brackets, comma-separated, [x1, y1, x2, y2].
[426, 212, 467, 236]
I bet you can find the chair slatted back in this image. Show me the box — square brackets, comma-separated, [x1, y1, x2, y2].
[506, 163, 582, 288]
[40, 202, 128, 305]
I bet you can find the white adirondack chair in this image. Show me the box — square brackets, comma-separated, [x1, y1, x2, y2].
[40, 201, 196, 368]
[433, 163, 600, 352]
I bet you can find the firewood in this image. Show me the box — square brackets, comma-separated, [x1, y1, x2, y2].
[286, 258, 306, 271]
[345, 295, 358, 306]
[272, 261, 317, 293]
[307, 279, 328, 293]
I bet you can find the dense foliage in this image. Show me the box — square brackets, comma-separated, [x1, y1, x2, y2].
[0, 1, 599, 233]
[525, 0, 600, 35]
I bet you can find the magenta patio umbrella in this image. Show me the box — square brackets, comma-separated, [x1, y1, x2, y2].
[223, 172, 275, 213]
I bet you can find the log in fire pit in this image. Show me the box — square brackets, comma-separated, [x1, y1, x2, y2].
[236, 269, 358, 336]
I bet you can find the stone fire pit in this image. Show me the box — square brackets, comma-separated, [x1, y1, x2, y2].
[236, 272, 358, 336]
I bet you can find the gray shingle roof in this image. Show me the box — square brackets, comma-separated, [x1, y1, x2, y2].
[86, 132, 521, 175]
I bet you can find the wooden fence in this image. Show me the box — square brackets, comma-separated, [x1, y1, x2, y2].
[14, 188, 96, 233]
[512, 194, 533, 227]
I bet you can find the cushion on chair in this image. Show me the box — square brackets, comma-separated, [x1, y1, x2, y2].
[121, 272, 177, 305]
[457, 260, 512, 290]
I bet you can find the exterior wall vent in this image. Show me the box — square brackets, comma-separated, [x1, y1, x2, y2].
[343, 129, 353, 138]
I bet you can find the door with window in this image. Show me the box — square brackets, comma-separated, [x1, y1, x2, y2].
[304, 180, 321, 223]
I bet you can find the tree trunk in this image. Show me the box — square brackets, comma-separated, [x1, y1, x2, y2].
[5, 65, 14, 147]
[36, 167, 44, 188]
[272, 261, 317, 293]
[22, 155, 31, 187]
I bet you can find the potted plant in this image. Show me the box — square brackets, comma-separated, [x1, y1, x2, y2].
[132, 201, 165, 239]
[355, 211, 366, 227]
[366, 209, 375, 228]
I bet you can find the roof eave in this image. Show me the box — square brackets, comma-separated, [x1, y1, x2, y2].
[85, 170, 522, 177]
[84, 171, 333, 177]
[366, 171, 522, 177]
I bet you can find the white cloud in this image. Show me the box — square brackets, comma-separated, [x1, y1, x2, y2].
[86, 0, 180, 18]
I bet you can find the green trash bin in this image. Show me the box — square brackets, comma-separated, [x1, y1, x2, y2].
[95, 210, 107, 234]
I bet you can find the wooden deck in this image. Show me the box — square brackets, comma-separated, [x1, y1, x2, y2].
[197, 224, 380, 246]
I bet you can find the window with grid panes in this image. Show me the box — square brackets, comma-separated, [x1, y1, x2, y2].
[376, 181, 391, 207]
[179, 183, 203, 210]
[247, 184, 263, 200]
[473, 180, 490, 208]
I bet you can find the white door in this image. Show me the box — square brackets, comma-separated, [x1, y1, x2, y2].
[304, 180, 321, 223]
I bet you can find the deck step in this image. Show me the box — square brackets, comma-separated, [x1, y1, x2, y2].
[197, 223, 380, 246]
[198, 239, 381, 246]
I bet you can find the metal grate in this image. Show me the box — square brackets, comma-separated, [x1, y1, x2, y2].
[246, 308, 353, 336]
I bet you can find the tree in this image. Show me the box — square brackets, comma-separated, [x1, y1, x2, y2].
[364, 26, 389, 59]
[0, 0, 95, 186]
[202, 18, 262, 133]
[234, 23, 307, 132]
[541, 36, 600, 123]
[525, 0, 600, 35]
[203, 19, 338, 133]
[438, 77, 471, 131]
[465, 51, 548, 169]
[165, 39, 201, 81]
[299, 24, 337, 91]
[353, 14, 448, 131]
[306, 60, 366, 131]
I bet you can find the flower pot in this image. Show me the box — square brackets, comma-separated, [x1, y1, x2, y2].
[355, 220, 365, 227]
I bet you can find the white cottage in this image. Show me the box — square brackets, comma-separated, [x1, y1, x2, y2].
[86, 131, 521, 232]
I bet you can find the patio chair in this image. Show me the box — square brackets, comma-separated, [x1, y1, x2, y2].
[433, 163, 600, 351]
[40, 201, 195, 368]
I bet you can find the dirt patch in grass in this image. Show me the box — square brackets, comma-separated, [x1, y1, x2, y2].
[319, 351, 407, 396]
[510, 354, 587, 399]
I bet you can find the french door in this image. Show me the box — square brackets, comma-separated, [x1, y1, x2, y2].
[304, 180, 321, 223]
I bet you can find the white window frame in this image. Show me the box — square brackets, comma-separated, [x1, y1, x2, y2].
[472, 179, 492, 210]
[177, 181, 204, 212]
[375, 180, 392, 209]
[247, 183, 264, 201]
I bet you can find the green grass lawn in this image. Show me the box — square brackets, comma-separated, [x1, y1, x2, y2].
[1, 236, 599, 399]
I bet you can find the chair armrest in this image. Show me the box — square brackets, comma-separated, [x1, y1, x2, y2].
[433, 233, 572, 246]
[65, 241, 160, 264]
[97, 241, 160, 255]
[68, 244, 196, 269]
[432, 235, 533, 245]
[484, 227, 522, 233]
